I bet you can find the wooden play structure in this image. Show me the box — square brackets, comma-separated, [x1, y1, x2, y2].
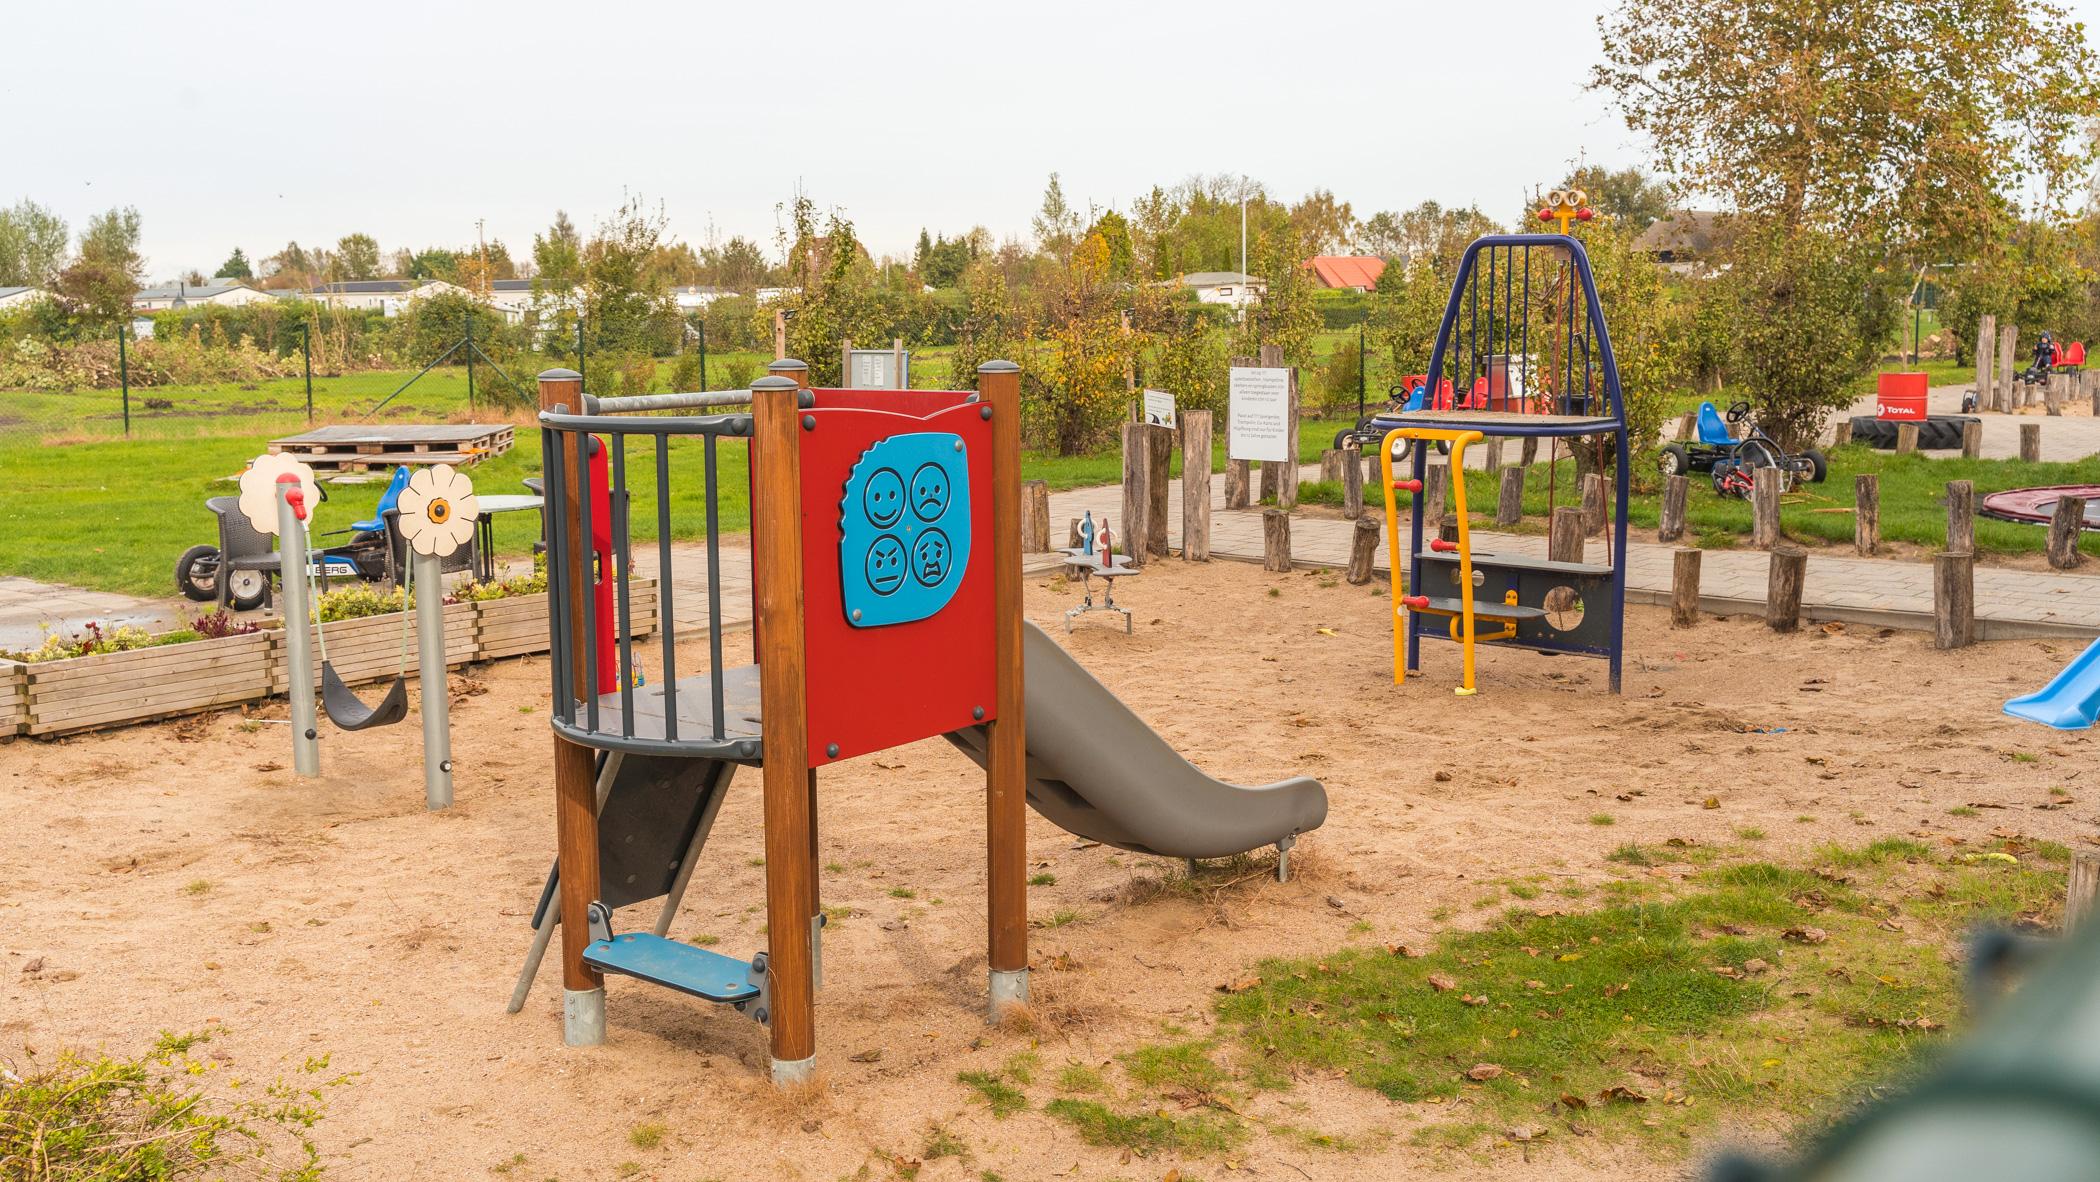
[517, 360, 1326, 1083]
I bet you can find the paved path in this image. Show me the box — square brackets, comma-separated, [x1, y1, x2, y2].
[0, 577, 178, 652]
[1043, 462, 2100, 641]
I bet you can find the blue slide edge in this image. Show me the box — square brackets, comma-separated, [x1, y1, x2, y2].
[2004, 636, 2100, 730]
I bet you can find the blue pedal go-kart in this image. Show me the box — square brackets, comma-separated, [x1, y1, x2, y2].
[1658, 400, 1827, 498]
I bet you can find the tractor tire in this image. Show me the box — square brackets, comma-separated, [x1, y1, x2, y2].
[1848, 414, 1977, 451]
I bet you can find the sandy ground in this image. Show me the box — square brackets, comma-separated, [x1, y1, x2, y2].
[3, 559, 2092, 1181]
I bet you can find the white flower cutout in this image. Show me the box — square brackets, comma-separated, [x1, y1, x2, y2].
[396, 464, 480, 557]
[236, 453, 321, 535]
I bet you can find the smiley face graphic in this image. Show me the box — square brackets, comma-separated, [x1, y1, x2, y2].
[909, 462, 951, 522]
[863, 468, 905, 528]
[865, 534, 907, 595]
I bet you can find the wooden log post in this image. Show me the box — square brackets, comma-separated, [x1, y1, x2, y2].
[2091, 377, 2100, 418]
[1262, 508, 1292, 572]
[1855, 473, 1880, 556]
[1831, 418, 1852, 448]
[1998, 324, 2019, 412]
[1766, 546, 1806, 633]
[1346, 515, 1381, 585]
[2049, 494, 2088, 570]
[2068, 852, 2100, 934]
[1895, 421, 1920, 455]
[1974, 313, 1995, 411]
[1934, 550, 1975, 650]
[1018, 480, 1050, 553]
[1341, 444, 1365, 520]
[2021, 422, 2042, 463]
[1181, 410, 1213, 561]
[1671, 547, 1702, 627]
[1961, 418, 1982, 459]
[1676, 410, 1696, 442]
[979, 360, 1029, 1025]
[1319, 448, 1344, 486]
[1067, 518, 1081, 549]
[1752, 465, 1783, 549]
[538, 368, 606, 1045]
[1146, 423, 1172, 557]
[1120, 421, 1153, 569]
[1658, 474, 1689, 543]
[1945, 480, 1975, 555]
[2048, 373, 2066, 415]
[1418, 461, 1447, 528]
[1482, 436, 1505, 477]
[750, 372, 817, 1078]
[1548, 505, 1584, 564]
[1496, 465, 1526, 527]
[1580, 472, 1606, 537]
[1520, 435, 1539, 466]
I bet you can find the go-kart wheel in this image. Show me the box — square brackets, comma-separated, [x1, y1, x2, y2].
[1332, 426, 1360, 453]
[224, 568, 269, 612]
[1659, 444, 1690, 479]
[1802, 448, 1829, 483]
[175, 545, 220, 602]
[1711, 462, 1737, 497]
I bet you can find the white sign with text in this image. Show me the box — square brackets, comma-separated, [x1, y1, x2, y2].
[1227, 367, 1290, 462]
[1141, 388, 1176, 428]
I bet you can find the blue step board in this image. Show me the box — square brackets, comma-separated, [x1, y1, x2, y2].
[583, 933, 761, 1004]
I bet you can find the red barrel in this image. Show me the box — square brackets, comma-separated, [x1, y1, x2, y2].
[1876, 372, 1928, 421]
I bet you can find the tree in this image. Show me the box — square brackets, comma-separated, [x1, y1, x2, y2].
[54, 206, 144, 324]
[1289, 189, 1358, 255]
[532, 211, 583, 289]
[697, 235, 770, 291]
[913, 228, 934, 275]
[1593, 0, 2100, 260]
[1563, 165, 1671, 230]
[580, 193, 680, 363]
[264, 241, 317, 288]
[335, 233, 382, 280]
[405, 249, 459, 281]
[0, 199, 68, 287]
[1085, 210, 1135, 281]
[215, 247, 252, 280]
[1032, 173, 1082, 263]
[918, 233, 976, 289]
[1941, 218, 2089, 364]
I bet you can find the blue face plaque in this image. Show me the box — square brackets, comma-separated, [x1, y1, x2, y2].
[839, 432, 971, 627]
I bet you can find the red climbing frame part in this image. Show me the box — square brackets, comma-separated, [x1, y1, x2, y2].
[586, 437, 616, 694]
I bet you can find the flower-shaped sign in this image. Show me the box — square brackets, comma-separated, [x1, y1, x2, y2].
[237, 453, 321, 535]
[397, 464, 480, 557]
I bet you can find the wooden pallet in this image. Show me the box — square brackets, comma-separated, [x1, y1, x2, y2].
[267, 424, 515, 472]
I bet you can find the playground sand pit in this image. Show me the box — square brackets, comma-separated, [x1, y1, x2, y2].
[2, 557, 2090, 1180]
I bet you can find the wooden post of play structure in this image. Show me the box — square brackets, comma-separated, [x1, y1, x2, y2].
[980, 359, 1030, 1023]
[2049, 495, 2088, 570]
[1548, 506, 1584, 564]
[1895, 422, 1919, 455]
[768, 359, 821, 975]
[1935, 551, 1975, 650]
[1855, 474, 1880, 556]
[1182, 410, 1212, 561]
[1346, 515, 1380, 585]
[1998, 324, 2019, 412]
[1580, 472, 1606, 537]
[1146, 425, 1172, 558]
[1831, 419, 1852, 448]
[1019, 480, 1050, 553]
[1975, 314, 1995, 409]
[1341, 443, 1364, 520]
[2067, 853, 2100, 933]
[2021, 422, 2042, 463]
[1766, 547, 1805, 633]
[1946, 480, 1975, 556]
[1263, 508, 1292, 572]
[1496, 466, 1525, 527]
[1962, 419, 1982, 459]
[539, 367, 606, 1046]
[1120, 421, 1153, 569]
[1752, 466, 1782, 548]
[1658, 474, 1689, 542]
[1671, 547, 1701, 627]
[750, 371, 816, 1081]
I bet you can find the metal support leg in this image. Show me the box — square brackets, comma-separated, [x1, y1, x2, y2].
[563, 987, 605, 1047]
[506, 752, 624, 1014]
[414, 548, 453, 810]
[988, 968, 1030, 1021]
[1275, 834, 1297, 883]
[652, 763, 734, 938]
[277, 486, 319, 778]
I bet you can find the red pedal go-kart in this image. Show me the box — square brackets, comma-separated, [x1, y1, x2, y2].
[1659, 400, 1827, 499]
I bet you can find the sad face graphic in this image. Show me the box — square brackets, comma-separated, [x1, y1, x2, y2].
[909, 462, 951, 521]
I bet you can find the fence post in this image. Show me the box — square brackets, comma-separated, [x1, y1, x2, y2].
[465, 312, 477, 413]
[575, 314, 586, 389]
[117, 321, 131, 437]
[301, 321, 314, 422]
[698, 319, 708, 391]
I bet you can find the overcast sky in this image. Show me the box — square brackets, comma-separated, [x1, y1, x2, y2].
[10, 0, 2098, 282]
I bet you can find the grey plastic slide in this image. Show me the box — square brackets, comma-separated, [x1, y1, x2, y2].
[948, 622, 1328, 860]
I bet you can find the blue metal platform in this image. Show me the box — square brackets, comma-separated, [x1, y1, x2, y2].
[583, 932, 760, 1004]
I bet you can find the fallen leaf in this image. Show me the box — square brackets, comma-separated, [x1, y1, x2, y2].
[1217, 976, 1261, 994]
[1387, 943, 1423, 958]
[1467, 1063, 1505, 1081]
[1505, 1124, 1545, 1142]
[848, 1048, 882, 1063]
[1743, 958, 1772, 974]
[1702, 797, 1721, 809]
[1559, 1091, 1590, 1110]
[1783, 926, 1830, 945]
[1427, 973, 1459, 992]
[1460, 993, 1489, 1007]
[1599, 1084, 1649, 1104]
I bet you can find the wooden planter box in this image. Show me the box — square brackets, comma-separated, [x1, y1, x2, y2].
[475, 578, 660, 661]
[20, 630, 276, 737]
[271, 601, 477, 692]
[0, 661, 25, 736]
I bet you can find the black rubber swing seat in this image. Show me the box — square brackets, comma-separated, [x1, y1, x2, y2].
[321, 661, 410, 730]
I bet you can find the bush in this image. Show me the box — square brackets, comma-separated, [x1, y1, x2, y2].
[1313, 289, 1370, 328]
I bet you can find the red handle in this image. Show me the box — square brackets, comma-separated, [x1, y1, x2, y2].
[1402, 595, 1430, 610]
[1429, 538, 1459, 553]
[275, 472, 307, 521]
[1392, 478, 1422, 492]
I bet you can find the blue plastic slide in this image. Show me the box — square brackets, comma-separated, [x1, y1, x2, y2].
[2005, 637, 2100, 730]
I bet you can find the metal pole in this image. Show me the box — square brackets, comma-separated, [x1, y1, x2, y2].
[1357, 322, 1366, 423]
[575, 314, 586, 389]
[465, 313, 477, 413]
[277, 481, 320, 777]
[697, 319, 708, 390]
[414, 548, 453, 809]
[301, 321, 314, 422]
[118, 322, 131, 436]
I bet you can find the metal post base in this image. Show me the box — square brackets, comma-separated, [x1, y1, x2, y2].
[562, 987, 605, 1046]
[770, 1055, 815, 1087]
[1276, 835, 1298, 883]
[988, 967, 1030, 1021]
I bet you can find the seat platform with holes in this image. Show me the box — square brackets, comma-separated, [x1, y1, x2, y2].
[517, 359, 1326, 1088]
[1375, 221, 1629, 695]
